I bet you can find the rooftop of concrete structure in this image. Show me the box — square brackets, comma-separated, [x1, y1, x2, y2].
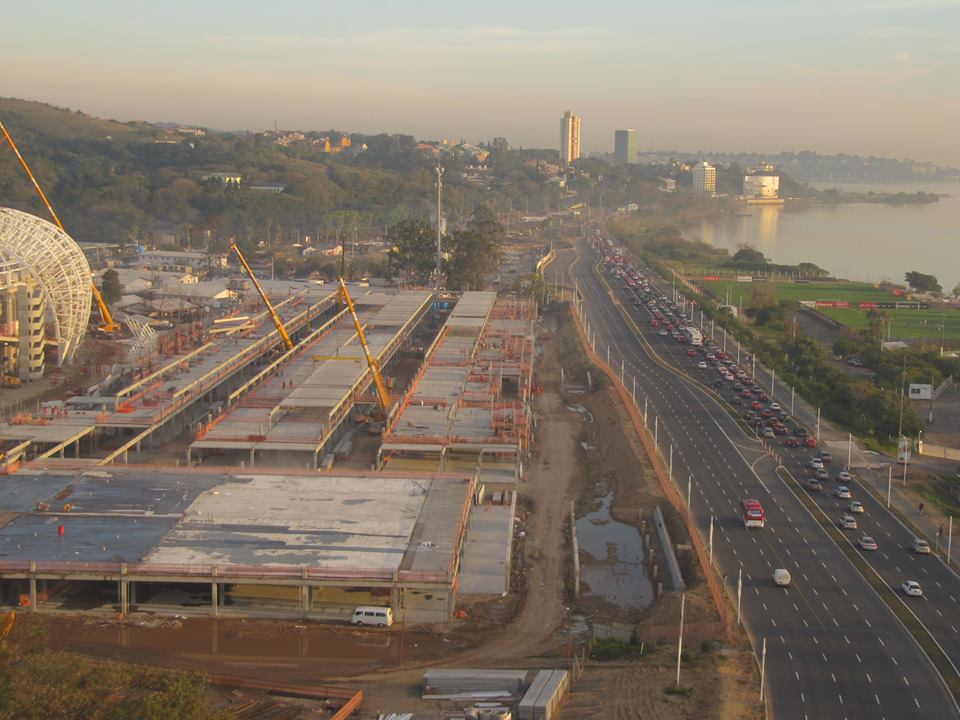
[190, 290, 431, 457]
[0, 467, 473, 578]
[383, 293, 535, 456]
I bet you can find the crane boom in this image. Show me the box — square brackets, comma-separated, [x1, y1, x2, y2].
[230, 242, 294, 351]
[337, 277, 392, 416]
[0, 121, 120, 333]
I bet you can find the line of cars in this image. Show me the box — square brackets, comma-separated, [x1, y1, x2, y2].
[793, 446, 932, 597]
[603, 243, 936, 603]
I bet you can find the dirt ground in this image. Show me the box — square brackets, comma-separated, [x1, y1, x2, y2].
[8, 303, 761, 719]
[0, 336, 123, 417]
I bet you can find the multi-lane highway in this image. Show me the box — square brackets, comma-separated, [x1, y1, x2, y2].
[562, 235, 959, 719]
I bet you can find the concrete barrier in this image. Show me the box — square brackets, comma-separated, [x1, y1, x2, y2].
[653, 505, 685, 591]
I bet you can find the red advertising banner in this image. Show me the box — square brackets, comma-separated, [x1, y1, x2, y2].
[703, 275, 721, 281]
[859, 302, 877, 309]
[815, 301, 835, 308]
[834, 301, 849, 309]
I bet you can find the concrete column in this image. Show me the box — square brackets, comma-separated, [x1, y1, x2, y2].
[300, 585, 310, 616]
[119, 580, 129, 617]
[249, 449, 256, 468]
[29, 577, 36, 613]
[211, 582, 219, 618]
[75, 440, 80, 458]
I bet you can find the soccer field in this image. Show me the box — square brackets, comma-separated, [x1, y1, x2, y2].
[819, 308, 960, 342]
[700, 279, 892, 310]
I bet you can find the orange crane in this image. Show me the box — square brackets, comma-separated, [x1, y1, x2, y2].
[337, 277, 392, 419]
[230, 242, 294, 351]
[0, 120, 120, 334]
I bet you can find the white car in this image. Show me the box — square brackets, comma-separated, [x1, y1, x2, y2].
[858, 535, 878, 551]
[808, 458, 825, 470]
[839, 514, 858, 530]
[836, 470, 853, 483]
[769, 402, 781, 411]
[834, 485, 852, 500]
[848, 501, 864, 514]
[773, 569, 792, 587]
[901, 580, 923, 597]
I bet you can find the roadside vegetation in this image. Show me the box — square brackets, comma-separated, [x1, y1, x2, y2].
[0, 637, 228, 720]
[609, 216, 960, 447]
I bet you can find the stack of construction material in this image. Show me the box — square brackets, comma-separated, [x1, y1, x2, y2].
[422, 669, 528, 700]
[464, 707, 512, 720]
[516, 670, 569, 720]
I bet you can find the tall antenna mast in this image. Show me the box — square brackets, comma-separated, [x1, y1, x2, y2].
[435, 155, 444, 298]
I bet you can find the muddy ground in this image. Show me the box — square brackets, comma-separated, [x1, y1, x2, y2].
[7, 303, 761, 719]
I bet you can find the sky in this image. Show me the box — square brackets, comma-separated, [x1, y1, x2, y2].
[1, 0, 958, 164]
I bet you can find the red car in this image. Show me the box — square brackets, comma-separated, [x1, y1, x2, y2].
[750, 401, 762, 411]
[687, 349, 698, 357]
[804, 437, 818, 448]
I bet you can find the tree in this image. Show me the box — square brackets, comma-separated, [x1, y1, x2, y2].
[952, 282, 960, 298]
[99, 269, 122, 304]
[445, 205, 503, 291]
[386, 219, 436, 285]
[904, 271, 941, 295]
[732, 245, 766, 264]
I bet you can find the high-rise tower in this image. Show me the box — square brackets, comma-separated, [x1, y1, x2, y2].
[614, 129, 637, 166]
[560, 111, 581, 167]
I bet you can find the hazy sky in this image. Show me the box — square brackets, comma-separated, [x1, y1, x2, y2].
[2, 0, 958, 164]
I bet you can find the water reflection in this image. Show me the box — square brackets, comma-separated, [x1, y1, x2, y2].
[575, 494, 653, 609]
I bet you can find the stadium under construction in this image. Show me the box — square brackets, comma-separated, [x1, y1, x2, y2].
[0, 244, 537, 621]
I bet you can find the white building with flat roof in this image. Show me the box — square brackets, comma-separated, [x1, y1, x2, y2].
[692, 161, 717, 195]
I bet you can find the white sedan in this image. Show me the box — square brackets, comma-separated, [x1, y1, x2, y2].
[901, 580, 923, 597]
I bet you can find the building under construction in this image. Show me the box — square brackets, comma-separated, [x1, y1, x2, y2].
[0, 279, 539, 620]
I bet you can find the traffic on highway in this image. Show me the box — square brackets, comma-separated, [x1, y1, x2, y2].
[564, 229, 960, 719]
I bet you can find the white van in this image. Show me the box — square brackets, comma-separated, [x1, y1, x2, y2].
[910, 538, 931, 554]
[772, 569, 791, 587]
[351, 606, 394, 627]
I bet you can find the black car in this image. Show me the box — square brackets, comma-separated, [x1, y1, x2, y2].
[794, 426, 808, 437]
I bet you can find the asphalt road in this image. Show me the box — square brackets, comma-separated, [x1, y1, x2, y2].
[561, 236, 959, 720]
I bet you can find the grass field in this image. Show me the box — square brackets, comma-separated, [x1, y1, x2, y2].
[698, 278, 960, 342]
[819, 308, 960, 342]
[700, 279, 893, 309]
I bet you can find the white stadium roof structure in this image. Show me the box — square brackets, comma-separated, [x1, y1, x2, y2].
[0, 208, 91, 364]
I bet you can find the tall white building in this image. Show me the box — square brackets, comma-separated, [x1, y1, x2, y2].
[692, 161, 717, 195]
[560, 111, 581, 167]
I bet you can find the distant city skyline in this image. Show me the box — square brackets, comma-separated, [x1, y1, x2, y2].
[2, 1, 958, 164]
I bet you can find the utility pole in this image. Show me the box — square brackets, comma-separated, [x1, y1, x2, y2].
[737, 569, 743, 624]
[675, 592, 686, 687]
[434, 156, 444, 315]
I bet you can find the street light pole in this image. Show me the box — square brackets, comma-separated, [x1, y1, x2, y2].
[887, 465, 892, 509]
[737, 569, 743, 624]
[816, 407, 821, 442]
[709, 515, 714, 564]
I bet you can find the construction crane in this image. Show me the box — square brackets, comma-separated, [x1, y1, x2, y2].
[230, 242, 294, 351]
[0, 120, 120, 334]
[337, 277, 392, 420]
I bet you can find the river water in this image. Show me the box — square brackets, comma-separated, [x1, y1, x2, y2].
[686, 182, 960, 290]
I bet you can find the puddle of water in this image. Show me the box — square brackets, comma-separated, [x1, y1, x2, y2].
[575, 494, 653, 609]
